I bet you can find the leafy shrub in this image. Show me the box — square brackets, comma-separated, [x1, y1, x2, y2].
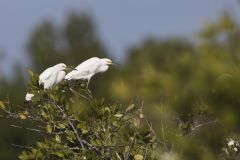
[0, 70, 158, 160]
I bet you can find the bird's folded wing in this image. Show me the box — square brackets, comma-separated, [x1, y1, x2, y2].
[39, 67, 55, 83]
[65, 57, 101, 80]
[89, 62, 102, 73]
[75, 58, 100, 75]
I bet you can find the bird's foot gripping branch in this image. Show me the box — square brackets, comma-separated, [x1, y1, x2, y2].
[0, 70, 158, 160]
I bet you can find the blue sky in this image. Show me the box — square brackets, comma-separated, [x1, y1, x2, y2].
[0, 0, 239, 75]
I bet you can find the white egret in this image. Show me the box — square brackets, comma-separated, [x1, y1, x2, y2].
[39, 63, 67, 90]
[25, 93, 34, 101]
[65, 57, 116, 87]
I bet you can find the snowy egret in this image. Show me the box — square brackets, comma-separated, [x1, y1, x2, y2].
[25, 93, 34, 101]
[65, 57, 116, 88]
[39, 63, 67, 90]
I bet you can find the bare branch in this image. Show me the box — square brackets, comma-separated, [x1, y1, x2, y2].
[10, 124, 43, 133]
[11, 144, 33, 150]
[191, 120, 218, 134]
[115, 151, 122, 160]
[125, 134, 137, 160]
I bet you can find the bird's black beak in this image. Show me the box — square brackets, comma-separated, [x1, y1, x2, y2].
[111, 62, 121, 66]
[65, 66, 77, 71]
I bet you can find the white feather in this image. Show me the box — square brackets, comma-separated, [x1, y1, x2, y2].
[65, 57, 112, 87]
[39, 63, 67, 90]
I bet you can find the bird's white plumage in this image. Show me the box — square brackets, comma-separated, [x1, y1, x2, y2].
[39, 63, 67, 90]
[65, 57, 99, 80]
[65, 57, 112, 87]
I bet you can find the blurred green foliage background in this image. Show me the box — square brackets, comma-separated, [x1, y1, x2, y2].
[0, 11, 240, 159]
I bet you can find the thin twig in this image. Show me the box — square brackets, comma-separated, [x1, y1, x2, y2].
[56, 104, 101, 155]
[68, 120, 84, 148]
[70, 88, 92, 101]
[143, 145, 149, 160]
[0, 113, 47, 124]
[125, 134, 136, 160]
[141, 102, 165, 146]
[191, 120, 218, 135]
[10, 124, 43, 133]
[115, 151, 122, 160]
[55, 104, 84, 148]
[11, 143, 33, 149]
[191, 120, 218, 131]
[161, 120, 166, 149]
[0, 114, 18, 119]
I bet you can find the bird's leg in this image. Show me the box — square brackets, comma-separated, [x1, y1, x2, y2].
[67, 80, 72, 91]
[85, 79, 93, 100]
[86, 79, 90, 90]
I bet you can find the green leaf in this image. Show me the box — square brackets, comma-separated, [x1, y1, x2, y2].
[27, 69, 34, 78]
[18, 111, 28, 120]
[0, 101, 5, 110]
[132, 118, 139, 128]
[114, 113, 124, 118]
[31, 148, 38, 154]
[113, 121, 119, 127]
[19, 151, 29, 160]
[77, 121, 89, 134]
[125, 146, 130, 153]
[55, 135, 61, 143]
[28, 150, 36, 159]
[140, 113, 144, 119]
[46, 125, 52, 134]
[37, 142, 49, 149]
[77, 121, 86, 129]
[134, 154, 144, 160]
[41, 110, 49, 120]
[104, 107, 111, 113]
[82, 128, 89, 134]
[35, 150, 43, 158]
[54, 152, 65, 158]
[66, 130, 76, 143]
[126, 104, 135, 112]
[58, 123, 66, 129]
